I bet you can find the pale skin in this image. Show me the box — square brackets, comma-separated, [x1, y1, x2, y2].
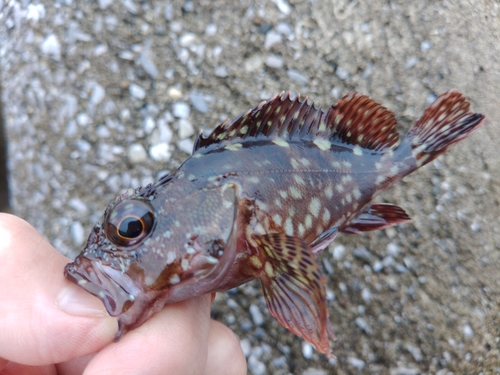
[0, 213, 247, 375]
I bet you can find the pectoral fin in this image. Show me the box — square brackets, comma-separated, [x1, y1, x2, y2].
[250, 233, 335, 357]
[341, 203, 411, 234]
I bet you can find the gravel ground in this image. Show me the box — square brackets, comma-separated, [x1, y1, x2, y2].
[1, 1, 500, 374]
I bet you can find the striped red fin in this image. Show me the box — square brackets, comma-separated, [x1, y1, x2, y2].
[250, 232, 335, 357]
[341, 203, 411, 234]
[324, 93, 400, 151]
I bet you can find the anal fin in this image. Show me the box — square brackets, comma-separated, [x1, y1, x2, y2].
[341, 203, 411, 234]
[250, 233, 335, 357]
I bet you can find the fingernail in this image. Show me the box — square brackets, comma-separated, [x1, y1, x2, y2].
[56, 283, 109, 318]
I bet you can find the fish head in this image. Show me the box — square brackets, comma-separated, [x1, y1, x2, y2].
[65, 180, 238, 336]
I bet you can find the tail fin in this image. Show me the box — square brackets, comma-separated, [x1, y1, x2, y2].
[404, 90, 485, 167]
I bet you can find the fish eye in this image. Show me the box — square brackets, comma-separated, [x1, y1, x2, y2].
[105, 200, 156, 247]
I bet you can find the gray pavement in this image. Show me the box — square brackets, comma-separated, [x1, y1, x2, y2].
[1, 0, 500, 373]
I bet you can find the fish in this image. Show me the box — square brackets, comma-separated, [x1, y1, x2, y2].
[65, 89, 484, 357]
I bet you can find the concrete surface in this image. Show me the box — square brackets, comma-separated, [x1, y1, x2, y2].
[1, 0, 499, 373]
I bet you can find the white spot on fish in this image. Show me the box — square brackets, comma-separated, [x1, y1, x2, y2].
[273, 139, 289, 147]
[352, 187, 362, 200]
[375, 162, 383, 170]
[294, 175, 306, 185]
[336, 184, 344, 193]
[300, 158, 311, 167]
[313, 138, 331, 151]
[248, 176, 260, 184]
[390, 165, 399, 175]
[332, 161, 342, 169]
[305, 214, 313, 229]
[181, 258, 190, 270]
[298, 223, 305, 237]
[188, 174, 196, 181]
[285, 218, 293, 236]
[279, 190, 288, 199]
[341, 175, 353, 183]
[223, 200, 233, 208]
[289, 186, 302, 199]
[290, 158, 299, 169]
[169, 274, 180, 284]
[325, 184, 333, 199]
[353, 145, 363, 156]
[322, 209, 331, 224]
[273, 214, 282, 226]
[375, 175, 385, 185]
[346, 193, 352, 203]
[274, 198, 282, 208]
[309, 197, 321, 218]
[225, 143, 243, 151]
[166, 251, 176, 264]
[343, 161, 352, 168]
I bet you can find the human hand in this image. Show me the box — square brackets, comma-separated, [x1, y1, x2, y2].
[0, 213, 247, 375]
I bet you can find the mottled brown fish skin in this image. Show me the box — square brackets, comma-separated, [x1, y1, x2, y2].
[65, 90, 484, 357]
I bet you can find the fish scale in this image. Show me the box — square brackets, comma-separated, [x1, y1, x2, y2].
[65, 90, 484, 357]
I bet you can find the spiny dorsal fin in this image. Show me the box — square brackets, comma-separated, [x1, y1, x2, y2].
[193, 92, 400, 155]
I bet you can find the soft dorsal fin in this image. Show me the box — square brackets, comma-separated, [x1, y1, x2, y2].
[193, 91, 401, 155]
[325, 93, 400, 151]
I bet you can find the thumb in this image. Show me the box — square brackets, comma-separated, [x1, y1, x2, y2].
[0, 214, 117, 366]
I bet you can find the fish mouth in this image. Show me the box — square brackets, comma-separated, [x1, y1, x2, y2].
[65, 257, 141, 317]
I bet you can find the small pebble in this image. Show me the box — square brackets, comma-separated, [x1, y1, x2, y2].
[353, 245, 371, 260]
[248, 355, 266, 375]
[127, 143, 148, 163]
[303, 368, 328, 375]
[405, 344, 423, 362]
[98, 0, 113, 9]
[68, 197, 88, 213]
[40, 34, 61, 60]
[347, 357, 365, 370]
[177, 119, 194, 139]
[76, 113, 92, 126]
[336, 66, 349, 80]
[149, 143, 171, 162]
[272, 0, 291, 15]
[90, 84, 105, 105]
[189, 91, 210, 113]
[286, 69, 308, 85]
[177, 139, 194, 154]
[332, 245, 345, 260]
[129, 83, 146, 100]
[70, 221, 85, 246]
[355, 317, 373, 334]
[463, 323, 474, 339]
[265, 30, 282, 49]
[265, 54, 284, 69]
[271, 356, 287, 368]
[361, 288, 371, 302]
[386, 242, 400, 256]
[382, 256, 394, 268]
[214, 66, 228, 77]
[302, 341, 313, 359]
[240, 339, 251, 357]
[421, 40, 432, 52]
[143, 116, 156, 134]
[172, 102, 190, 119]
[179, 33, 197, 47]
[249, 304, 264, 326]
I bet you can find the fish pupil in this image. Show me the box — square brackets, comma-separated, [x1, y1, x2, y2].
[118, 216, 144, 239]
